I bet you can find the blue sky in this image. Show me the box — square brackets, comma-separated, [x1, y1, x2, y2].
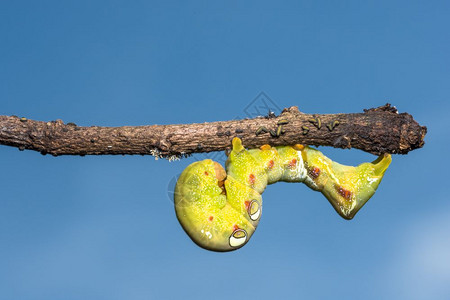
[1, 1, 449, 299]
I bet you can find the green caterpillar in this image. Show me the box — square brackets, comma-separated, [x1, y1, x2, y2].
[174, 138, 391, 252]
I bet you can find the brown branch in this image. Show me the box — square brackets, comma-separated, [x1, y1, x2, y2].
[0, 104, 426, 158]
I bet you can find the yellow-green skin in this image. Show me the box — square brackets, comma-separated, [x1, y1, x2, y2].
[174, 138, 391, 252]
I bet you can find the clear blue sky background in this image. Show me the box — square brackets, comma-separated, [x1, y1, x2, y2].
[1, 1, 449, 299]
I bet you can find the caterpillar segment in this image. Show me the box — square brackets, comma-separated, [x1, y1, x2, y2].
[174, 137, 391, 252]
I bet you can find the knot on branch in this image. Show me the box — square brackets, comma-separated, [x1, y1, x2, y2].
[364, 103, 398, 114]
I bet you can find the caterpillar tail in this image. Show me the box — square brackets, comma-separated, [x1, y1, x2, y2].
[174, 137, 391, 252]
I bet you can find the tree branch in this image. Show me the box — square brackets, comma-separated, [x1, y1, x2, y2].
[0, 104, 426, 159]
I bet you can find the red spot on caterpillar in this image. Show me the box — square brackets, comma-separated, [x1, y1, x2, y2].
[233, 224, 240, 231]
[249, 174, 256, 185]
[244, 200, 250, 209]
[267, 160, 274, 169]
[309, 167, 320, 179]
[288, 159, 297, 169]
[336, 185, 352, 200]
[209, 216, 214, 221]
[204, 171, 209, 176]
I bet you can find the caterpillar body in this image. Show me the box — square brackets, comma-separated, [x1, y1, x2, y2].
[174, 138, 391, 252]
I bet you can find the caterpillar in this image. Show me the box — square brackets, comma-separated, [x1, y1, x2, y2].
[174, 137, 391, 252]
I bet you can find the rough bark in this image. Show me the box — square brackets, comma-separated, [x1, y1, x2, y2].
[0, 104, 427, 159]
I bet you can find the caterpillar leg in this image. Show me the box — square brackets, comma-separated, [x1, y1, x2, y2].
[300, 147, 392, 219]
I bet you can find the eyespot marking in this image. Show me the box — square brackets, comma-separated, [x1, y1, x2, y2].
[267, 160, 274, 169]
[229, 229, 247, 247]
[248, 200, 261, 221]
